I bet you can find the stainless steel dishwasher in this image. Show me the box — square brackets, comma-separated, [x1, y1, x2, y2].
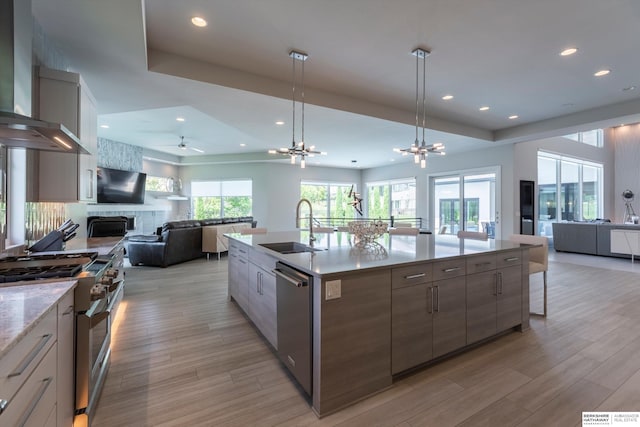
[273, 261, 312, 396]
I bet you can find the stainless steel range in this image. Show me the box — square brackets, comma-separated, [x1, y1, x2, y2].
[0, 251, 124, 427]
[73, 255, 123, 427]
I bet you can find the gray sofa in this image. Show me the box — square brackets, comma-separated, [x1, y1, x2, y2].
[552, 222, 640, 258]
[127, 216, 255, 267]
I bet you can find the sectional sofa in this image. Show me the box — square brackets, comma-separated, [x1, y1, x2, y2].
[552, 221, 640, 258]
[127, 216, 255, 267]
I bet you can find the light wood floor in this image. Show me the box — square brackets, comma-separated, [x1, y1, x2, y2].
[93, 254, 640, 427]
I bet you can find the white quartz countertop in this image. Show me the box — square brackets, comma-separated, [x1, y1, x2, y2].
[0, 280, 76, 359]
[227, 231, 525, 276]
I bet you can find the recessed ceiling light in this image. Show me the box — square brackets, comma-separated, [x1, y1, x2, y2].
[594, 69, 611, 77]
[191, 16, 207, 27]
[508, 115, 519, 120]
[560, 47, 578, 56]
[275, 121, 285, 125]
[623, 86, 636, 92]
[442, 95, 454, 100]
[479, 106, 490, 111]
[100, 124, 109, 129]
[240, 143, 246, 147]
[176, 117, 185, 122]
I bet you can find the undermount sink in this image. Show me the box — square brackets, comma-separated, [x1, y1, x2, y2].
[259, 242, 325, 254]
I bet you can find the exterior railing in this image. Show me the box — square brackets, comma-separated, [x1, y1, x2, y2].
[310, 216, 424, 229]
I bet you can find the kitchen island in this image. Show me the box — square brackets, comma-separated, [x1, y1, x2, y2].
[226, 231, 530, 417]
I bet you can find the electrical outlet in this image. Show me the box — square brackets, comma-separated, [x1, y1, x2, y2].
[326, 280, 341, 300]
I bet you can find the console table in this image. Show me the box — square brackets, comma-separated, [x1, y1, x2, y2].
[610, 229, 640, 262]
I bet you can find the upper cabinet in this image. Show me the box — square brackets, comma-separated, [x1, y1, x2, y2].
[33, 67, 98, 202]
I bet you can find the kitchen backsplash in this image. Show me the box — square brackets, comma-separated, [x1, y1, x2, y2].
[25, 202, 66, 243]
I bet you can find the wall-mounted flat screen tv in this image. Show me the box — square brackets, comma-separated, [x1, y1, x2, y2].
[97, 167, 146, 204]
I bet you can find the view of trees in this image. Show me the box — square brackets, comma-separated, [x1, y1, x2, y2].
[192, 196, 252, 219]
[300, 183, 357, 226]
[367, 184, 390, 219]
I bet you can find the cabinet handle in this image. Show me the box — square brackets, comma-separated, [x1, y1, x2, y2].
[16, 377, 53, 427]
[443, 267, 460, 273]
[504, 257, 519, 262]
[434, 286, 440, 312]
[498, 272, 503, 294]
[8, 334, 53, 378]
[405, 273, 426, 280]
[475, 261, 492, 266]
[257, 272, 261, 294]
[62, 305, 74, 316]
[428, 287, 433, 314]
[87, 168, 94, 199]
[0, 399, 7, 414]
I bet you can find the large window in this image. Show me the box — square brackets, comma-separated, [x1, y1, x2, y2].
[300, 181, 356, 225]
[366, 178, 416, 220]
[563, 129, 603, 147]
[537, 152, 603, 236]
[191, 180, 252, 219]
[145, 175, 173, 192]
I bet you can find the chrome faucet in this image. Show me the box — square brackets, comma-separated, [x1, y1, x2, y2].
[296, 198, 316, 247]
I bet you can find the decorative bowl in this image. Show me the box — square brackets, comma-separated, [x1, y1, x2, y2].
[348, 220, 388, 243]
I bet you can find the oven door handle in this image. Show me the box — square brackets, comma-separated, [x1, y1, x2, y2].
[89, 311, 110, 328]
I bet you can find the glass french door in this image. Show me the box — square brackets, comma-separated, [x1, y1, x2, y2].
[431, 168, 499, 239]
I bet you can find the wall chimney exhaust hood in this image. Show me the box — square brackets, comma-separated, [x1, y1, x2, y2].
[0, 0, 87, 154]
[0, 111, 85, 153]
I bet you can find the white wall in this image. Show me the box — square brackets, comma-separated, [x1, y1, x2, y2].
[180, 162, 361, 231]
[513, 135, 615, 226]
[610, 124, 640, 222]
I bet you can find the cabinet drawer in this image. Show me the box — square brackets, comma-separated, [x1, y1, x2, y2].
[496, 249, 523, 268]
[0, 308, 57, 402]
[1, 343, 57, 427]
[250, 249, 277, 272]
[432, 259, 466, 281]
[466, 253, 497, 274]
[230, 242, 249, 259]
[392, 263, 433, 289]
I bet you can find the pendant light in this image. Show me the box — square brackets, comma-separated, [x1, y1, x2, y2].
[269, 50, 326, 168]
[394, 48, 445, 168]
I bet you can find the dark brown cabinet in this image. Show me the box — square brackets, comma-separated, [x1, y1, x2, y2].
[391, 262, 466, 374]
[392, 282, 432, 374]
[466, 251, 523, 344]
[432, 276, 466, 358]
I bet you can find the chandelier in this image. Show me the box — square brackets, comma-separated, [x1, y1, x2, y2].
[269, 50, 326, 168]
[394, 48, 445, 168]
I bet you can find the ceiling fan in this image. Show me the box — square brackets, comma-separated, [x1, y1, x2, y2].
[177, 136, 204, 153]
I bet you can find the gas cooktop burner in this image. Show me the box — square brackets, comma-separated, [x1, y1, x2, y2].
[0, 263, 84, 283]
